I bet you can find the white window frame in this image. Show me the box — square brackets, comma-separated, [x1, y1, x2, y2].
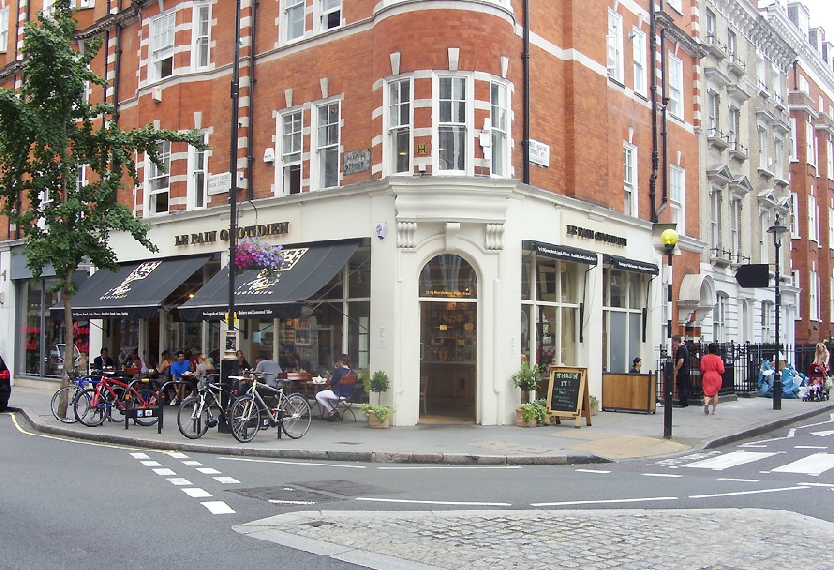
[607, 9, 624, 84]
[318, 0, 341, 32]
[761, 301, 773, 342]
[670, 164, 685, 235]
[810, 269, 820, 321]
[279, 108, 303, 195]
[705, 10, 716, 44]
[809, 191, 819, 243]
[490, 81, 510, 178]
[758, 127, 768, 170]
[187, 133, 207, 209]
[790, 118, 798, 161]
[828, 138, 834, 180]
[667, 0, 682, 13]
[799, 75, 810, 94]
[710, 189, 722, 255]
[42, 0, 55, 16]
[728, 106, 739, 147]
[790, 192, 799, 239]
[730, 198, 740, 262]
[727, 31, 736, 59]
[623, 143, 637, 217]
[830, 204, 834, 248]
[151, 11, 175, 82]
[146, 140, 171, 215]
[313, 100, 341, 190]
[0, 7, 9, 54]
[192, 2, 211, 71]
[667, 54, 683, 119]
[713, 294, 727, 343]
[774, 137, 783, 179]
[707, 91, 720, 135]
[284, 0, 306, 43]
[760, 213, 769, 264]
[632, 28, 647, 97]
[386, 78, 412, 176]
[806, 120, 816, 167]
[435, 75, 471, 174]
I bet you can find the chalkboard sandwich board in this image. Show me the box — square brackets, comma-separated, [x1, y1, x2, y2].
[546, 366, 591, 428]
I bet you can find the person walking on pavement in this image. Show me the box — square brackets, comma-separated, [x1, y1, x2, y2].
[672, 335, 690, 407]
[700, 343, 725, 415]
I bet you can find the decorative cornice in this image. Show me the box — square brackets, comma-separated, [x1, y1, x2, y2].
[656, 12, 709, 60]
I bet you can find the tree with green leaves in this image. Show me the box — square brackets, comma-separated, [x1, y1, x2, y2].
[0, 1, 205, 418]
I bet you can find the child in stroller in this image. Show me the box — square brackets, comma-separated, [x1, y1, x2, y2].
[804, 362, 830, 401]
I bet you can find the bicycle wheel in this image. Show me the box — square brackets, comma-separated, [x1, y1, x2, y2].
[51, 386, 81, 423]
[74, 388, 106, 427]
[106, 386, 128, 423]
[228, 395, 263, 443]
[281, 393, 312, 439]
[130, 387, 159, 427]
[178, 395, 210, 439]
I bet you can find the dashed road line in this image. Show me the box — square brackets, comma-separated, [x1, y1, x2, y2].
[214, 476, 240, 484]
[642, 473, 682, 478]
[168, 478, 193, 486]
[531, 496, 678, 507]
[575, 468, 610, 474]
[357, 497, 512, 507]
[689, 485, 810, 499]
[201, 501, 235, 514]
[152, 467, 177, 476]
[182, 488, 213, 498]
[196, 467, 221, 475]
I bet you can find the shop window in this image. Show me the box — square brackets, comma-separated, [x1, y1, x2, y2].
[603, 269, 645, 372]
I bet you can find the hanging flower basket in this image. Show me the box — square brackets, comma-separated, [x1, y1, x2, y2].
[234, 238, 283, 279]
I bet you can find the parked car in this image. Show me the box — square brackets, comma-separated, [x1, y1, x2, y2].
[49, 343, 82, 376]
[0, 353, 10, 412]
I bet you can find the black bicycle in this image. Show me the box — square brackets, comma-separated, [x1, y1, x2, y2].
[227, 372, 312, 443]
[177, 375, 234, 439]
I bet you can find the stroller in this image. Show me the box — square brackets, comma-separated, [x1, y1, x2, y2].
[803, 363, 831, 402]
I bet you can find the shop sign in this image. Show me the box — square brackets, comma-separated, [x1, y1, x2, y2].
[174, 222, 290, 247]
[566, 224, 627, 247]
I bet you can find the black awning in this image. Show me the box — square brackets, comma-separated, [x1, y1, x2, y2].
[54, 255, 212, 319]
[603, 254, 659, 275]
[522, 240, 598, 266]
[179, 240, 361, 321]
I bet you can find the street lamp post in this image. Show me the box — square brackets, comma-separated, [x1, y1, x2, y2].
[767, 214, 788, 411]
[661, 228, 678, 439]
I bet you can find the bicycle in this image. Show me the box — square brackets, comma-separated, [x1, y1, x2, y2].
[177, 374, 235, 439]
[50, 371, 99, 424]
[73, 372, 159, 427]
[227, 372, 312, 443]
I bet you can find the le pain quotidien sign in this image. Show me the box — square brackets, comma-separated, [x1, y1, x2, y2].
[174, 222, 290, 247]
[566, 225, 627, 247]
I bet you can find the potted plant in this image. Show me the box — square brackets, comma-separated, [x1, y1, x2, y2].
[512, 361, 541, 404]
[516, 399, 549, 427]
[359, 370, 394, 428]
[234, 237, 284, 279]
[589, 394, 599, 416]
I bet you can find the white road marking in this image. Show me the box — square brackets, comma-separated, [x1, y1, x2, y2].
[739, 429, 795, 446]
[811, 430, 834, 437]
[214, 476, 240, 484]
[738, 444, 768, 448]
[168, 452, 189, 459]
[686, 451, 779, 470]
[378, 465, 521, 470]
[167, 478, 193, 486]
[196, 467, 221, 475]
[795, 446, 827, 449]
[357, 497, 512, 507]
[182, 488, 212, 498]
[531, 496, 678, 507]
[268, 499, 318, 505]
[201, 501, 235, 514]
[220, 457, 332, 467]
[771, 453, 834, 476]
[690, 485, 810, 498]
[717, 478, 760, 482]
[642, 473, 682, 478]
[152, 468, 177, 476]
[140, 460, 161, 467]
[131, 452, 151, 459]
[182, 460, 202, 466]
[575, 468, 611, 474]
[799, 482, 834, 487]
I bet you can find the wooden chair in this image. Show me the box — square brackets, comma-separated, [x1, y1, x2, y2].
[419, 374, 429, 415]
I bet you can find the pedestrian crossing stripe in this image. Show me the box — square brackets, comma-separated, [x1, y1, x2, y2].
[771, 453, 834, 476]
[686, 451, 779, 470]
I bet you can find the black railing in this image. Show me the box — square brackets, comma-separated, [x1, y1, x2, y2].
[654, 342, 825, 404]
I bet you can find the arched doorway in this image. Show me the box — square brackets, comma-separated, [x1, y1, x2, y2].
[419, 254, 477, 423]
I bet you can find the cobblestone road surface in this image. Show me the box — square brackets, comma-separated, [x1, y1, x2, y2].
[234, 508, 834, 569]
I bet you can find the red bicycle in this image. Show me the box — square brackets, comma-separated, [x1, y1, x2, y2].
[73, 372, 159, 427]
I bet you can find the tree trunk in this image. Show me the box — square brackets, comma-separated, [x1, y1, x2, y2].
[57, 273, 74, 420]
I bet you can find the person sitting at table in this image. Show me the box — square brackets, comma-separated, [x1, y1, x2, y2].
[255, 353, 283, 389]
[92, 348, 115, 371]
[629, 357, 642, 374]
[169, 350, 193, 406]
[315, 354, 356, 422]
[236, 350, 251, 371]
[196, 353, 215, 378]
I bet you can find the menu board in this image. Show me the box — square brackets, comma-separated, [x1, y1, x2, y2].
[546, 366, 591, 428]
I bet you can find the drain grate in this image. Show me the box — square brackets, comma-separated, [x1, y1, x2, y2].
[230, 486, 342, 505]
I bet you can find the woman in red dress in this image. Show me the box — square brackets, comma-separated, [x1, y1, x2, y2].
[700, 343, 725, 416]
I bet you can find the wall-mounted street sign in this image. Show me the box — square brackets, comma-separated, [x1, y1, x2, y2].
[735, 264, 769, 288]
[207, 172, 232, 195]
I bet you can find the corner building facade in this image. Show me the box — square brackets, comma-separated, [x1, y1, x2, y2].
[0, 0, 704, 425]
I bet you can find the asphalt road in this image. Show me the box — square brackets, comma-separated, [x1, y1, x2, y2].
[4, 410, 834, 569]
